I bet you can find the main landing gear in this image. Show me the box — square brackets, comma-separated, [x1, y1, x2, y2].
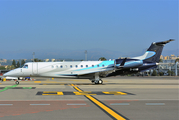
[90, 73, 103, 84]
[91, 79, 103, 84]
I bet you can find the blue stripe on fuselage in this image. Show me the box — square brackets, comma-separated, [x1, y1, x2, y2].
[74, 61, 114, 71]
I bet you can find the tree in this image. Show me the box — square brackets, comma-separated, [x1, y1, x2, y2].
[152, 70, 157, 76]
[17, 61, 20, 68]
[34, 58, 43, 62]
[159, 59, 163, 63]
[21, 59, 26, 66]
[7, 65, 15, 70]
[175, 58, 179, 63]
[12, 60, 16, 68]
[99, 57, 107, 61]
[159, 72, 164, 76]
[0, 66, 6, 70]
[167, 70, 175, 76]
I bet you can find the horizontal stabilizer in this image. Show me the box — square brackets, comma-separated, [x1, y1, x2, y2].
[155, 39, 174, 45]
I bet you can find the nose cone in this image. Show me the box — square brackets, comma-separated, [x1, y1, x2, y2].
[3, 71, 12, 77]
[3, 69, 20, 77]
[3, 72, 8, 77]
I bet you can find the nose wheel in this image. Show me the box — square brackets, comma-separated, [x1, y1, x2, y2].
[15, 81, 19, 85]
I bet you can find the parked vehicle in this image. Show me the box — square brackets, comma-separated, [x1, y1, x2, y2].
[25, 77, 31, 80]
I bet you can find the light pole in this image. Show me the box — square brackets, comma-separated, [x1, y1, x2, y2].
[85, 50, 87, 61]
[33, 52, 35, 62]
[168, 63, 172, 76]
[175, 62, 178, 76]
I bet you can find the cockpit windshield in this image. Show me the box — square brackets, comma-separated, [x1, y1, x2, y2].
[23, 65, 28, 69]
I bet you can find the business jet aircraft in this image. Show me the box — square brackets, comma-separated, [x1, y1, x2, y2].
[3, 39, 173, 84]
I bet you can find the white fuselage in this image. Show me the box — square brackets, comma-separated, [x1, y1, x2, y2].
[4, 61, 115, 79]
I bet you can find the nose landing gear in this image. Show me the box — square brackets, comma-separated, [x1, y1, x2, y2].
[15, 81, 19, 85]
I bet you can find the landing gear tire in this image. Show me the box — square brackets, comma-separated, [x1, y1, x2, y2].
[91, 79, 103, 84]
[15, 81, 19, 85]
[93, 80, 103, 84]
[98, 80, 103, 84]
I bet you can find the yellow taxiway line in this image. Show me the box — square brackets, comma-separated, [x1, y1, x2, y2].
[73, 85, 127, 120]
[73, 86, 83, 92]
[86, 95, 126, 120]
[34, 81, 41, 83]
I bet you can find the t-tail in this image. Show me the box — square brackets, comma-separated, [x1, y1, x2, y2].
[132, 39, 174, 63]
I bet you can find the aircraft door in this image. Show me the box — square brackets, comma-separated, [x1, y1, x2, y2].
[32, 62, 38, 75]
[20, 68, 24, 76]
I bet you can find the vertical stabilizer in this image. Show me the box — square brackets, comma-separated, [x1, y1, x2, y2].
[132, 39, 174, 63]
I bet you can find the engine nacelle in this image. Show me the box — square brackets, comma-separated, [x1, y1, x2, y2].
[115, 59, 143, 69]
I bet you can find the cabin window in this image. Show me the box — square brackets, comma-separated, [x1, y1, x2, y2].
[75, 65, 78, 68]
[23, 65, 28, 69]
[60, 65, 63, 68]
[81, 65, 83, 68]
[56, 66, 58, 68]
[102, 65, 104, 67]
[52, 66, 54, 68]
[92, 65, 94, 67]
[86, 65, 88, 67]
[97, 65, 99, 67]
[70, 65, 72, 68]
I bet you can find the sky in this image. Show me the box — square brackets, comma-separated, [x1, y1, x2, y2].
[0, 0, 178, 60]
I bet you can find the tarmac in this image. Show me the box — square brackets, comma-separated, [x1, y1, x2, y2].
[0, 76, 178, 120]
